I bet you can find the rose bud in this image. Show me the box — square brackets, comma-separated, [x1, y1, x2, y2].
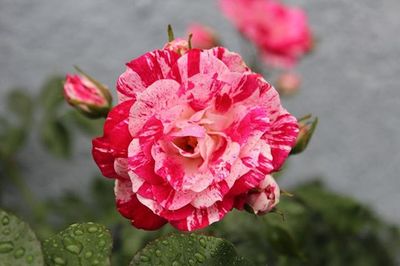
[245, 175, 280, 215]
[64, 69, 112, 118]
[187, 23, 220, 49]
[291, 114, 318, 154]
[163, 38, 190, 55]
[275, 72, 301, 96]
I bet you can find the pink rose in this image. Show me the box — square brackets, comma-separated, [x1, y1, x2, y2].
[220, 0, 313, 68]
[187, 23, 220, 50]
[64, 73, 111, 118]
[245, 175, 280, 215]
[92, 45, 298, 231]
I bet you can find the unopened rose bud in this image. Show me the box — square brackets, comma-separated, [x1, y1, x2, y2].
[64, 68, 112, 118]
[291, 114, 318, 154]
[276, 72, 301, 96]
[187, 23, 220, 50]
[245, 175, 280, 215]
[163, 38, 190, 55]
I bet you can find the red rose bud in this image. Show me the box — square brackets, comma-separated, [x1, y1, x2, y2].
[276, 72, 301, 96]
[291, 114, 318, 154]
[64, 68, 112, 118]
[245, 175, 280, 215]
[187, 23, 220, 50]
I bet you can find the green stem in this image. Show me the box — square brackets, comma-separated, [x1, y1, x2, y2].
[4, 159, 47, 223]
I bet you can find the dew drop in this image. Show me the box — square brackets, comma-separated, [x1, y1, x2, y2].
[0, 241, 14, 253]
[140, 255, 150, 262]
[66, 244, 82, 254]
[14, 247, 25, 258]
[98, 240, 105, 247]
[199, 237, 206, 248]
[88, 226, 98, 233]
[84, 251, 93, 258]
[2, 228, 10, 235]
[74, 229, 83, 236]
[194, 253, 205, 263]
[26, 255, 34, 264]
[53, 256, 66, 265]
[1, 216, 9, 225]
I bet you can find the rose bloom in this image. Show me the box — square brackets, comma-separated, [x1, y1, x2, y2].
[187, 23, 220, 50]
[92, 40, 298, 231]
[220, 0, 313, 68]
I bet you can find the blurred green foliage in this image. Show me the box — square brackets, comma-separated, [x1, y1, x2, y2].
[0, 79, 399, 266]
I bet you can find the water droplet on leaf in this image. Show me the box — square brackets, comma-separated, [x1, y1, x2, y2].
[0, 241, 14, 253]
[2, 228, 10, 235]
[14, 247, 25, 258]
[84, 251, 93, 258]
[53, 256, 66, 265]
[66, 244, 82, 254]
[194, 253, 205, 263]
[87, 226, 98, 233]
[1, 216, 9, 225]
[26, 255, 34, 264]
[199, 237, 206, 248]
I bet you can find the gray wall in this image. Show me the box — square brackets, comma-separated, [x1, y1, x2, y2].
[1, 0, 399, 224]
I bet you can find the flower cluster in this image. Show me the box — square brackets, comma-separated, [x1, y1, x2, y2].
[92, 40, 298, 231]
[220, 0, 313, 68]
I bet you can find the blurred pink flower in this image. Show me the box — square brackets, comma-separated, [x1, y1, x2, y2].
[187, 23, 220, 49]
[276, 72, 301, 96]
[220, 0, 313, 68]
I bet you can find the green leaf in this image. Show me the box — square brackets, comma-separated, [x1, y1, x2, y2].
[39, 76, 65, 113]
[264, 218, 301, 258]
[291, 115, 318, 155]
[40, 120, 71, 158]
[0, 209, 44, 266]
[294, 181, 376, 234]
[43, 222, 112, 266]
[130, 233, 252, 266]
[7, 89, 34, 124]
[0, 127, 27, 159]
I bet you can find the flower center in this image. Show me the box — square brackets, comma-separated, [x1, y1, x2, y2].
[172, 136, 198, 154]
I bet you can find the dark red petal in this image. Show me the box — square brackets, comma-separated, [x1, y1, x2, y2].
[115, 180, 166, 230]
[92, 137, 118, 179]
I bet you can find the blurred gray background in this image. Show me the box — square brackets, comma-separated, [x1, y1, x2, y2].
[1, 0, 399, 223]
